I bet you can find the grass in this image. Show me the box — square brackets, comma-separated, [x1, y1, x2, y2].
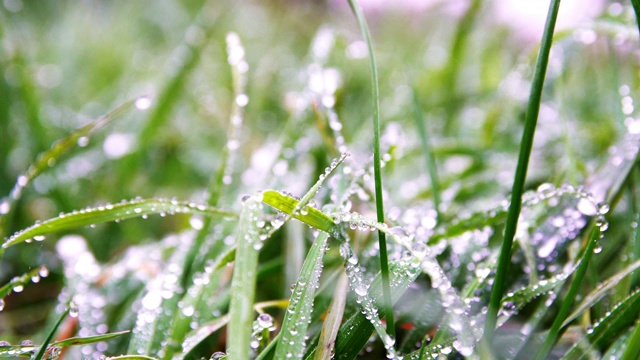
[2, 0, 640, 359]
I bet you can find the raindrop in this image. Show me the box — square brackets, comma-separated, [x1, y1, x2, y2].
[257, 313, 273, 328]
[593, 245, 603, 254]
[210, 351, 226, 360]
[0, 299, 4, 311]
[77, 136, 89, 147]
[135, 96, 152, 110]
[20, 340, 33, 346]
[34, 235, 45, 242]
[13, 285, 23, 293]
[69, 301, 79, 318]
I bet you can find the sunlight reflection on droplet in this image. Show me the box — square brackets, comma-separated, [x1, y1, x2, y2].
[135, 96, 152, 110]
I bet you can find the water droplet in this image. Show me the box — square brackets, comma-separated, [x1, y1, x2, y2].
[355, 284, 368, 297]
[135, 96, 152, 110]
[69, 301, 79, 318]
[593, 245, 603, 254]
[20, 340, 33, 346]
[13, 285, 24, 293]
[34, 235, 45, 242]
[77, 136, 89, 147]
[0, 299, 4, 311]
[597, 202, 610, 215]
[257, 313, 273, 328]
[182, 305, 195, 317]
[210, 351, 226, 360]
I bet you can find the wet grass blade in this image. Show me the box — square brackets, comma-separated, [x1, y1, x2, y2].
[174, 315, 230, 360]
[2, 198, 236, 249]
[226, 196, 266, 359]
[0, 96, 141, 241]
[562, 258, 640, 328]
[33, 304, 71, 360]
[484, 0, 561, 344]
[622, 318, 640, 360]
[534, 227, 602, 360]
[0, 266, 47, 300]
[53, 331, 130, 347]
[346, 0, 394, 337]
[274, 232, 329, 359]
[262, 190, 337, 236]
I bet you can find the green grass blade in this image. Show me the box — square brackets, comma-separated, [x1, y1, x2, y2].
[346, 0, 394, 337]
[484, 0, 561, 344]
[32, 304, 71, 360]
[0, 96, 141, 241]
[630, 0, 640, 36]
[226, 195, 266, 359]
[534, 227, 602, 360]
[2, 198, 236, 249]
[274, 232, 329, 359]
[0, 266, 47, 300]
[411, 89, 442, 222]
[174, 315, 230, 360]
[52, 331, 130, 347]
[262, 190, 337, 236]
[562, 258, 640, 328]
[313, 272, 348, 360]
[622, 318, 640, 360]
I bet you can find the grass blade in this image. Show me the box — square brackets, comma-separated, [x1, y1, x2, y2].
[226, 195, 266, 359]
[53, 331, 130, 347]
[313, 272, 348, 360]
[0, 266, 48, 300]
[346, 0, 394, 337]
[484, 0, 561, 344]
[174, 315, 230, 360]
[262, 190, 337, 236]
[622, 318, 640, 360]
[562, 258, 640, 328]
[0, 96, 141, 242]
[534, 227, 602, 360]
[274, 232, 329, 359]
[32, 304, 71, 360]
[2, 198, 236, 249]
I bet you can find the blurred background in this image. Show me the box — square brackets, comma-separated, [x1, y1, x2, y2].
[0, 0, 637, 345]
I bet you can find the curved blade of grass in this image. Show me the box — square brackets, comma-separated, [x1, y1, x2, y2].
[313, 272, 348, 360]
[2, 198, 236, 249]
[33, 304, 71, 360]
[262, 190, 337, 236]
[346, 0, 394, 338]
[562, 289, 640, 359]
[534, 226, 602, 360]
[484, 0, 561, 344]
[274, 232, 329, 359]
[630, 0, 640, 36]
[0, 266, 47, 299]
[226, 195, 266, 359]
[173, 315, 230, 360]
[562, 258, 640, 328]
[0, 96, 141, 241]
[52, 330, 130, 347]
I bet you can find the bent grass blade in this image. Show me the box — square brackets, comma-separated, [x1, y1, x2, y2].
[2, 198, 236, 249]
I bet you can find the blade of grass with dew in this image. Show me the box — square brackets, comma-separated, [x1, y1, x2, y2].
[484, 0, 561, 345]
[226, 195, 267, 359]
[0, 266, 47, 300]
[534, 226, 602, 360]
[173, 315, 230, 360]
[52, 330, 131, 348]
[274, 232, 329, 359]
[0, 96, 141, 242]
[262, 191, 337, 236]
[181, 31, 248, 287]
[411, 88, 442, 222]
[163, 244, 240, 359]
[32, 304, 71, 360]
[622, 318, 640, 360]
[562, 289, 640, 359]
[313, 272, 348, 360]
[346, 0, 394, 337]
[2, 198, 236, 249]
[562, 258, 640, 328]
[326, 259, 421, 360]
[127, 233, 192, 356]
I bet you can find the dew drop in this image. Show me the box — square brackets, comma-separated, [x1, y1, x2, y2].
[135, 96, 152, 110]
[0, 299, 4, 311]
[77, 136, 89, 147]
[69, 301, 79, 318]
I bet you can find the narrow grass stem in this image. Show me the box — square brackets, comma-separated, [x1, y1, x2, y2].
[533, 227, 601, 360]
[346, 0, 394, 338]
[412, 89, 442, 222]
[631, 0, 640, 36]
[483, 0, 560, 345]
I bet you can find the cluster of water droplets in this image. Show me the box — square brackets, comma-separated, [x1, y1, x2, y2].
[0, 265, 49, 312]
[339, 242, 401, 360]
[250, 313, 275, 353]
